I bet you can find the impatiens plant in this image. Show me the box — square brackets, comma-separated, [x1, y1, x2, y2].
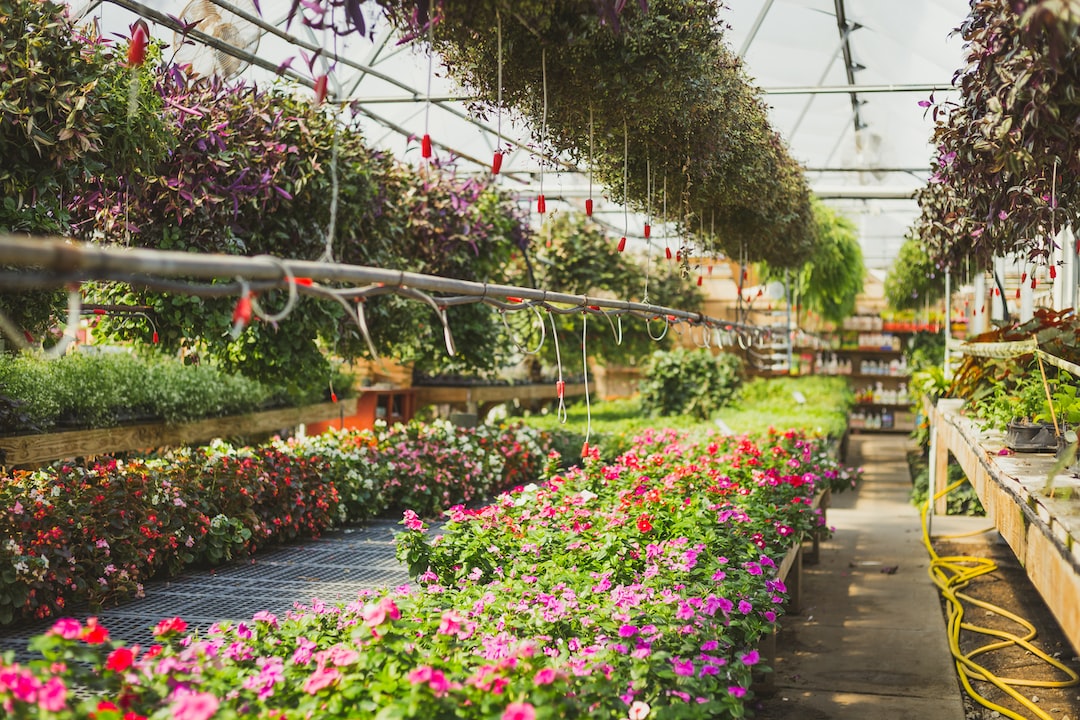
[0, 427, 858, 719]
[0, 419, 555, 624]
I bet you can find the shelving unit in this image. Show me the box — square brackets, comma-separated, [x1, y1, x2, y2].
[803, 319, 917, 434]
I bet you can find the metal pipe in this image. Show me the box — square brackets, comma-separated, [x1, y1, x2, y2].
[0, 235, 762, 331]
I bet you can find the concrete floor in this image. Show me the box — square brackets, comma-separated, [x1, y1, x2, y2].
[756, 433, 971, 720]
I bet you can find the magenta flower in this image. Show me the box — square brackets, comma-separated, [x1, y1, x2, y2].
[502, 701, 537, 720]
[738, 600, 753, 614]
[671, 657, 695, 676]
[740, 650, 760, 666]
[728, 686, 748, 698]
[39, 677, 67, 712]
[170, 691, 220, 720]
[618, 624, 639, 637]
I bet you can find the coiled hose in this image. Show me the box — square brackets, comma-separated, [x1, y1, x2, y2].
[922, 478, 1079, 719]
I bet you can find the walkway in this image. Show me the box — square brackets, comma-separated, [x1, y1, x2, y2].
[1, 433, 971, 719]
[754, 432, 969, 719]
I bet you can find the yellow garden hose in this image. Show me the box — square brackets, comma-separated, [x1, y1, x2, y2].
[922, 479, 1079, 720]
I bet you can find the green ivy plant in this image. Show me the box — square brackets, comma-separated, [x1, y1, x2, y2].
[761, 199, 864, 326]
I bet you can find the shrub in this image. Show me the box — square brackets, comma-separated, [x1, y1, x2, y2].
[638, 347, 744, 419]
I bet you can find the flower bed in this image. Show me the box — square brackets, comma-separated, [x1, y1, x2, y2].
[0, 420, 554, 625]
[0, 428, 860, 719]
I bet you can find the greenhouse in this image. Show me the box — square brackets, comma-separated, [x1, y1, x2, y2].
[3, 1, 1080, 719]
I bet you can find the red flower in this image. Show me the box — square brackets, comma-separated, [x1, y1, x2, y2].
[82, 618, 110, 644]
[152, 616, 188, 637]
[105, 647, 135, 672]
[637, 515, 653, 533]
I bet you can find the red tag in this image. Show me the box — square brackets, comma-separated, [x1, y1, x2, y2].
[93, 308, 106, 315]
[313, 74, 328, 105]
[1051, 265, 1057, 279]
[1015, 288, 1021, 299]
[618, 237, 626, 252]
[492, 151, 503, 174]
[556, 380, 565, 398]
[233, 293, 253, 327]
[421, 133, 432, 158]
[707, 265, 713, 275]
[1031, 277, 1037, 289]
[1021, 271, 1027, 283]
[644, 224, 651, 238]
[697, 276, 703, 286]
[292, 277, 313, 286]
[331, 391, 338, 403]
[128, 25, 147, 67]
[581, 441, 589, 458]
[152, 331, 159, 344]
[665, 247, 672, 260]
[537, 195, 546, 214]
[585, 198, 593, 216]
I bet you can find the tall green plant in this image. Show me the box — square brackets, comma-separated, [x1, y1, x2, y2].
[638, 347, 744, 420]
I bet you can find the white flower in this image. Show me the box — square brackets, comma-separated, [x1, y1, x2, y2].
[629, 701, 651, 720]
[579, 490, 598, 502]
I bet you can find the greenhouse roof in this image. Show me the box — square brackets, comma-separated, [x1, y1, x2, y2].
[75, 0, 970, 269]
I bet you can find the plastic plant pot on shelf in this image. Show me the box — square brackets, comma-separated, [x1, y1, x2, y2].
[1005, 420, 1058, 452]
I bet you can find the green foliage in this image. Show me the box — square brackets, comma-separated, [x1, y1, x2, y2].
[913, 1, 1080, 272]
[638, 347, 744, 420]
[384, 0, 817, 267]
[719, 375, 854, 440]
[512, 213, 704, 374]
[0, 0, 168, 337]
[761, 199, 864, 325]
[0, 351, 273, 434]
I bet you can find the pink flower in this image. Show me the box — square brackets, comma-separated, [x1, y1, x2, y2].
[326, 644, 360, 667]
[170, 691, 220, 720]
[48, 618, 82, 640]
[740, 650, 760, 666]
[252, 611, 278, 627]
[502, 701, 537, 720]
[302, 667, 341, 694]
[362, 597, 400, 628]
[12, 500, 23, 515]
[618, 624, 638, 637]
[534, 667, 557, 685]
[728, 686, 747, 698]
[39, 677, 67, 712]
[438, 609, 464, 636]
[402, 509, 425, 531]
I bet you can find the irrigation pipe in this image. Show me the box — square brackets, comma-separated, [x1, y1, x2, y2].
[0, 235, 766, 336]
[921, 479, 1079, 720]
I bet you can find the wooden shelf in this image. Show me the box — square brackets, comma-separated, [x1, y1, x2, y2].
[0, 398, 357, 467]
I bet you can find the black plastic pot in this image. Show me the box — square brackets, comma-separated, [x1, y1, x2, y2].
[1005, 420, 1058, 452]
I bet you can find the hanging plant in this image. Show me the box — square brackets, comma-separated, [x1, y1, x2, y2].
[380, 0, 817, 267]
[915, 0, 1080, 271]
